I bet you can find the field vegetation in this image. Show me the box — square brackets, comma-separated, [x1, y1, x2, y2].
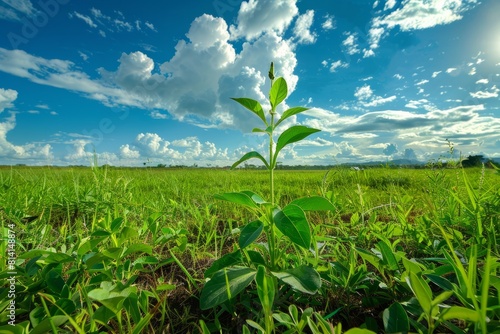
[0, 163, 499, 333]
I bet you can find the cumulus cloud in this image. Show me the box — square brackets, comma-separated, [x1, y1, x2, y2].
[354, 84, 396, 107]
[0, 0, 38, 21]
[292, 10, 316, 44]
[117, 133, 231, 165]
[322, 14, 335, 30]
[0, 88, 17, 113]
[470, 85, 499, 99]
[342, 33, 360, 55]
[328, 60, 349, 72]
[365, 0, 479, 55]
[0, 92, 53, 162]
[229, 0, 299, 40]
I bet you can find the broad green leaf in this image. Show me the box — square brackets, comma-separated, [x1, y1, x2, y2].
[239, 220, 264, 249]
[240, 190, 268, 205]
[377, 241, 399, 271]
[102, 247, 123, 260]
[123, 243, 153, 257]
[271, 265, 321, 294]
[231, 151, 270, 170]
[200, 267, 256, 310]
[344, 329, 377, 334]
[289, 196, 335, 211]
[30, 315, 68, 334]
[383, 302, 409, 333]
[441, 306, 480, 322]
[431, 290, 453, 307]
[119, 226, 139, 242]
[93, 305, 116, 324]
[246, 319, 266, 333]
[402, 257, 425, 274]
[269, 77, 287, 108]
[407, 272, 433, 314]
[274, 126, 320, 160]
[247, 250, 266, 267]
[204, 250, 243, 278]
[426, 274, 455, 291]
[0, 323, 28, 334]
[45, 270, 65, 295]
[276, 107, 309, 127]
[256, 265, 275, 309]
[214, 192, 259, 209]
[111, 217, 124, 233]
[274, 204, 311, 249]
[231, 97, 267, 124]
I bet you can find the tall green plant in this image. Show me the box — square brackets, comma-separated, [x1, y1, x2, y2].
[200, 63, 334, 314]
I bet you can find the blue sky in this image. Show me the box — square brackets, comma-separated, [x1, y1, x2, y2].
[0, 0, 499, 166]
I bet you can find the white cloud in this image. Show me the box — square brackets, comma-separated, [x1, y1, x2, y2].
[476, 78, 489, 84]
[0, 0, 38, 21]
[229, 0, 299, 40]
[72, 12, 98, 28]
[375, 0, 474, 31]
[322, 14, 335, 30]
[384, 0, 397, 10]
[416, 79, 429, 85]
[446, 67, 457, 73]
[292, 10, 316, 44]
[342, 33, 360, 55]
[354, 84, 373, 100]
[145, 21, 156, 31]
[0, 93, 53, 162]
[432, 71, 441, 78]
[470, 85, 499, 99]
[366, 0, 478, 55]
[0, 88, 17, 113]
[329, 60, 348, 72]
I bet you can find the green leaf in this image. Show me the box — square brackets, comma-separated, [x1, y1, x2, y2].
[344, 329, 377, 334]
[214, 192, 259, 209]
[240, 190, 268, 205]
[256, 265, 275, 310]
[30, 316, 68, 334]
[93, 305, 116, 324]
[431, 290, 453, 307]
[276, 107, 309, 127]
[289, 196, 335, 211]
[231, 97, 267, 124]
[377, 241, 399, 271]
[383, 302, 409, 333]
[269, 77, 287, 108]
[407, 272, 433, 314]
[239, 220, 264, 249]
[111, 217, 124, 233]
[231, 151, 270, 170]
[274, 126, 320, 161]
[271, 265, 321, 294]
[123, 243, 153, 257]
[204, 250, 243, 278]
[200, 267, 256, 310]
[441, 306, 480, 322]
[274, 204, 311, 249]
[45, 270, 65, 295]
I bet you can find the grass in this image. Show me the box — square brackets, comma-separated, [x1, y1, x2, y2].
[0, 165, 499, 333]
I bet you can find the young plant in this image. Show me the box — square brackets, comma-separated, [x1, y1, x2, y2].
[200, 63, 334, 311]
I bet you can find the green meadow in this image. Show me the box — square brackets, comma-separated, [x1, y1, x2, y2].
[1, 165, 499, 333]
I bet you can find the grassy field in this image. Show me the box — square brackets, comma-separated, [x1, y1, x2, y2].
[0, 165, 499, 333]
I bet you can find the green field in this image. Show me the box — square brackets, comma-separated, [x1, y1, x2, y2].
[1, 165, 499, 333]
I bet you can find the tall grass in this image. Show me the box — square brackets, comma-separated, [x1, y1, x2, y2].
[0, 165, 498, 333]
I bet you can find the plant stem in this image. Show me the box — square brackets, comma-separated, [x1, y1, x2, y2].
[268, 112, 276, 270]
